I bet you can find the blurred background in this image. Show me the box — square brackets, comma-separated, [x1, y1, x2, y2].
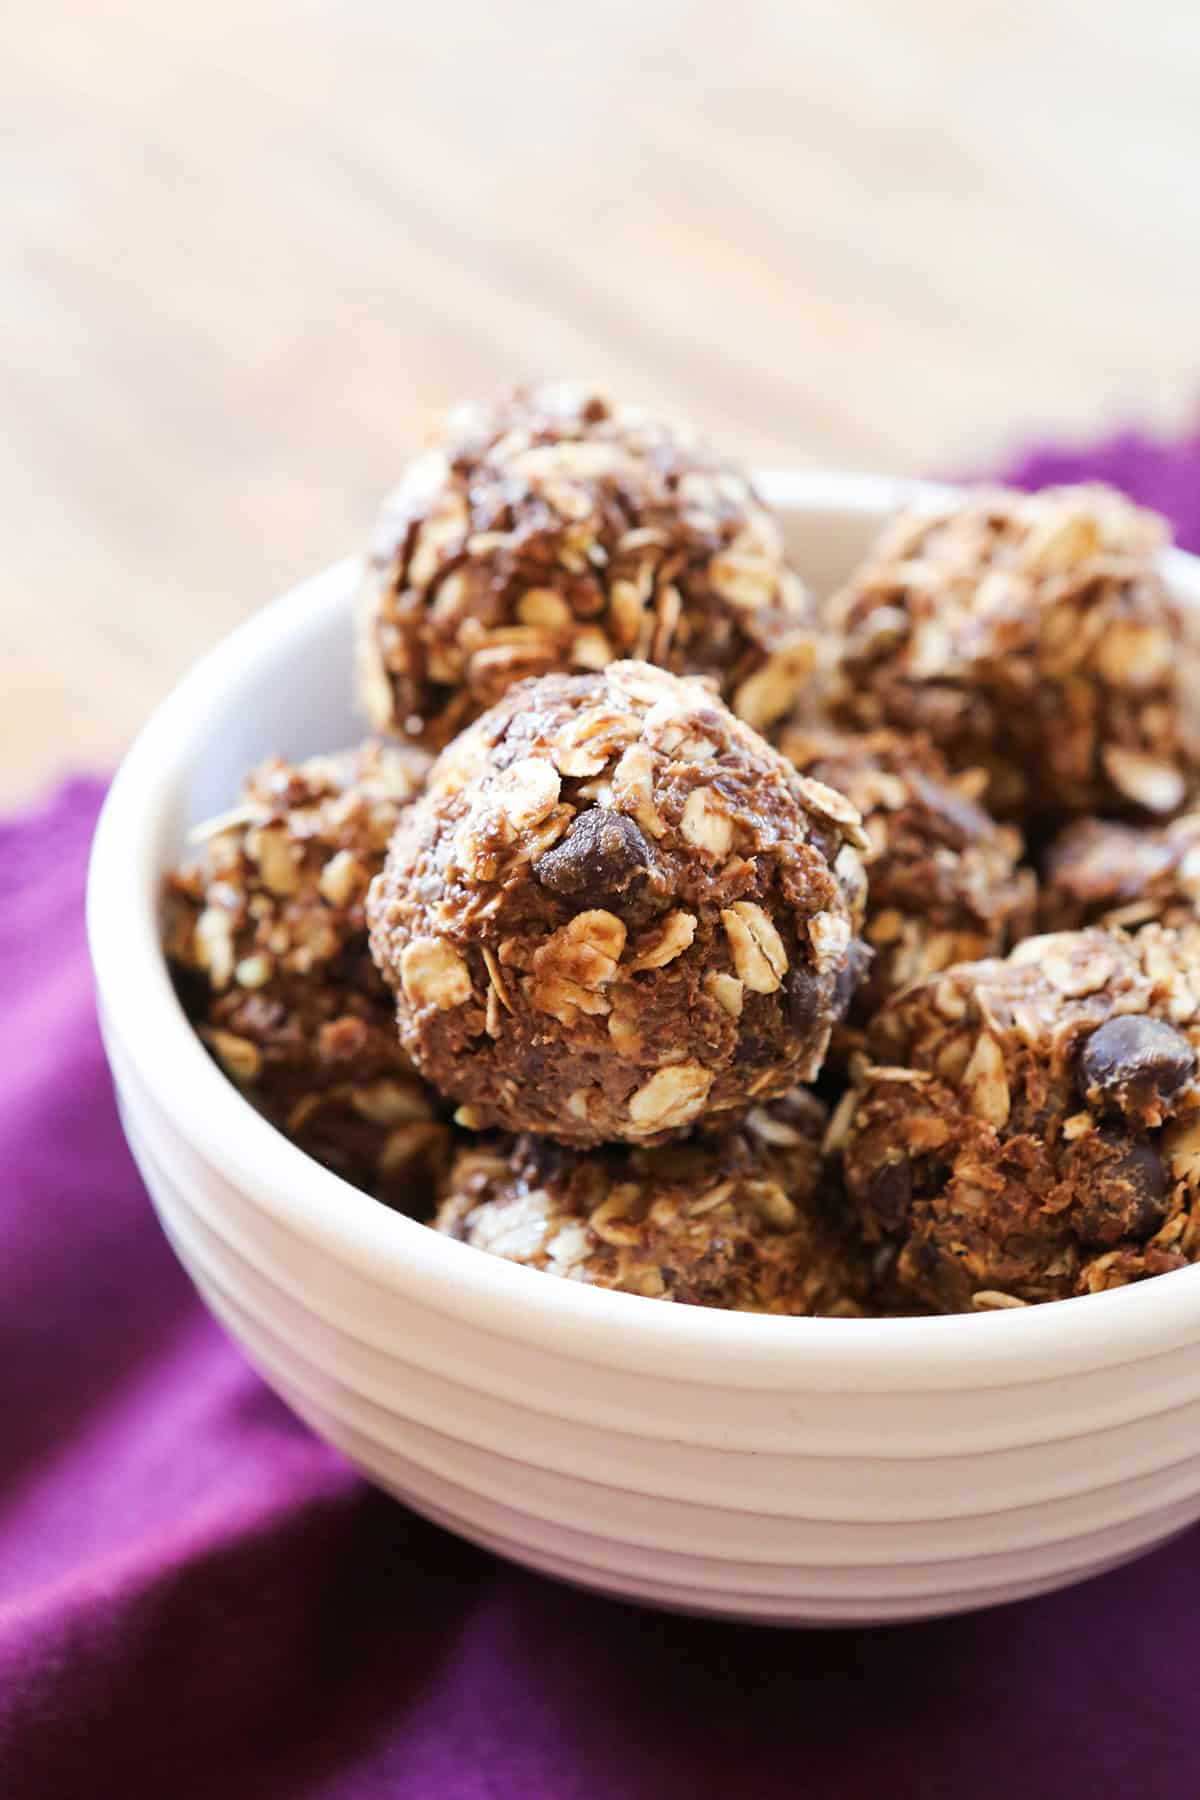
[4, 0, 1199, 800]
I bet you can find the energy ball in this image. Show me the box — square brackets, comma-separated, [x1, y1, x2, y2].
[164, 744, 450, 1209]
[1041, 812, 1200, 933]
[826, 484, 1193, 824]
[778, 725, 1036, 1036]
[368, 661, 869, 1146]
[837, 926, 1200, 1311]
[358, 380, 815, 750]
[434, 1090, 868, 1313]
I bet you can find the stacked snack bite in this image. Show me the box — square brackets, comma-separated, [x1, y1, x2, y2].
[838, 927, 1200, 1310]
[1041, 811, 1200, 933]
[164, 743, 450, 1208]
[357, 381, 816, 749]
[367, 661, 869, 1145]
[826, 484, 1193, 823]
[434, 1090, 869, 1314]
[778, 725, 1036, 1047]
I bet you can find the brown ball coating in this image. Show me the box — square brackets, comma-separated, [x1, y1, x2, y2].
[778, 726, 1037, 1037]
[367, 662, 869, 1146]
[1041, 812, 1200, 933]
[164, 744, 450, 1211]
[357, 381, 815, 750]
[826, 484, 1193, 825]
[837, 926, 1200, 1311]
[434, 1089, 869, 1314]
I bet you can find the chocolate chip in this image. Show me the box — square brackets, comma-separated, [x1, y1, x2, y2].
[1112, 1138, 1168, 1204]
[1076, 1131, 1169, 1243]
[867, 1157, 912, 1229]
[533, 808, 652, 901]
[516, 1134, 572, 1190]
[1078, 1016, 1196, 1113]
[830, 940, 871, 1023]
[787, 962, 824, 1035]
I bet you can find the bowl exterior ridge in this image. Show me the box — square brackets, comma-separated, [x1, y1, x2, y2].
[118, 1070, 1200, 1619]
[112, 1033, 1200, 1485]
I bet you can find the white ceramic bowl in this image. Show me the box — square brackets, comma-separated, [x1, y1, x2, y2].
[88, 471, 1200, 1625]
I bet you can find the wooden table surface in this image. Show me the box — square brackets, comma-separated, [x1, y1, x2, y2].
[4, 0, 1199, 798]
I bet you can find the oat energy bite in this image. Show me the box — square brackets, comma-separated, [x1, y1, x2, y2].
[358, 381, 815, 750]
[839, 926, 1200, 1311]
[1041, 812, 1200, 933]
[779, 726, 1036, 1029]
[368, 662, 869, 1146]
[827, 484, 1192, 823]
[164, 744, 449, 1208]
[434, 1090, 867, 1313]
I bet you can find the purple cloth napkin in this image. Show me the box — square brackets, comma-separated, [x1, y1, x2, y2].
[4, 430, 1200, 1800]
